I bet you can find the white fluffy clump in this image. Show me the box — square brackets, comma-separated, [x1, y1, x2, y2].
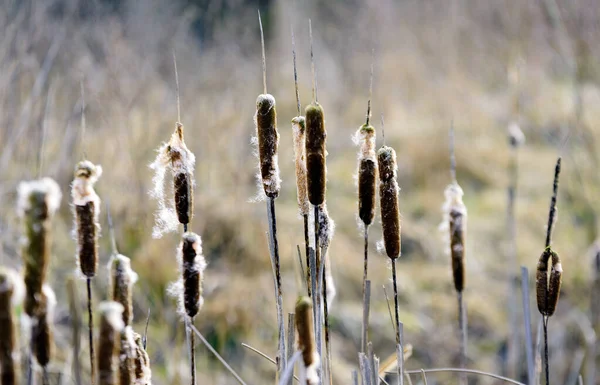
[299, 351, 321, 385]
[317, 203, 335, 249]
[149, 124, 196, 238]
[107, 254, 139, 289]
[167, 233, 207, 319]
[120, 326, 137, 369]
[71, 161, 102, 206]
[508, 122, 526, 147]
[133, 332, 152, 385]
[439, 182, 467, 255]
[0, 268, 25, 306]
[42, 285, 56, 313]
[98, 301, 125, 332]
[17, 178, 62, 218]
[352, 126, 376, 162]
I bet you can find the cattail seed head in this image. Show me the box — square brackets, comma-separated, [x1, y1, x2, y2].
[305, 103, 327, 206]
[97, 302, 125, 385]
[442, 183, 467, 292]
[168, 232, 206, 320]
[18, 178, 61, 316]
[32, 285, 55, 368]
[354, 124, 377, 226]
[377, 146, 400, 260]
[109, 254, 138, 326]
[149, 123, 196, 238]
[118, 327, 136, 385]
[292, 116, 309, 215]
[72, 161, 102, 278]
[255, 94, 281, 198]
[295, 296, 319, 385]
[317, 203, 335, 250]
[132, 332, 151, 385]
[0, 268, 23, 385]
[536, 248, 563, 317]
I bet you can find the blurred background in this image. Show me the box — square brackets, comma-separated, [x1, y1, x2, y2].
[0, 0, 599, 384]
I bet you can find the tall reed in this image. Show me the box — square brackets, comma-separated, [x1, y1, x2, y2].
[256, 11, 285, 379]
[72, 160, 102, 384]
[0, 268, 24, 385]
[377, 145, 402, 385]
[97, 302, 125, 385]
[535, 158, 563, 385]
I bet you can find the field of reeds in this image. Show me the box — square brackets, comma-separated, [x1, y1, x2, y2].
[0, 1, 599, 384]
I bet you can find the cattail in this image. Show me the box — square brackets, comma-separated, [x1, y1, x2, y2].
[355, 124, 377, 226]
[18, 178, 61, 317]
[109, 254, 138, 327]
[32, 285, 55, 369]
[132, 333, 151, 385]
[295, 297, 319, 385]
[0, 268, 24, 385]
[118, 327, 135, 385]
[377, 146, 400, 259]
[305, 103, 326, 206]
[292, 116, 309, 215]
[442, 183, 467, 292]
[536, 248, 562, 317]
[255, 94, 281, 198]
[149, 123, 196, 238]
[97, 302, 125, 385]
[169, 233, 206, 319]
[72, 161, 102, 278]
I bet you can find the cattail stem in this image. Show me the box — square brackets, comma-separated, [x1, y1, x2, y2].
[266, 197, 286, 378]
[322, 246, 332, 385]
[457, 291, 467, 385]
[391, 259, 402, 385]
[543, 317, 549, 385]
[313, 205, 323, 385]
[188, 321, 196, 385]
[304, 215, 311, 297]
[67, 278, 82, 385]
[361, 227, 369, 353]
[42, 368, 49, 385]
[87, 278, 96, 385]
[507, 139, 519, 379]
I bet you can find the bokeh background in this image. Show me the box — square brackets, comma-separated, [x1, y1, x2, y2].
[0, 0, 599, 384]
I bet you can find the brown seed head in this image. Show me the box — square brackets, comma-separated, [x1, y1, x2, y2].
[443, 183, 467, 292]
[72, 161, 102, 278]
[32, 285, 55, 368]
[133, 332, 151, 384]
[169, 233, 207, 320]
[536, 248, 563, 317]
[317, 203, 335, 249]
[97, 302, 125, 385]
[305, 103, 327, 206]
[355, 124, 377, 226]
[109, 254, 138, 326]
[378, 146, 400, 259]
[18, 178, 61, 316]
[292, 116, 309, 215]
[118, 327, 135, 385]
[295, 297, 315, 369]
[255, 94, 280, 198]
[0, 268, 22, 385]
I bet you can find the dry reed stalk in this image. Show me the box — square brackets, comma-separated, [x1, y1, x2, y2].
[506, 122, 525, 379]
[67, 278, 82, 385]
[256, 11, 285, 379]
[377, 145, 402, 385]
[132, 333, 151, 385]
[355, 121, 376, 353]
[0, 268, 24, 385]
[149, 123, 196, 237]
[535, 158, 562, 385]
[97, 302, 125, 385]
[317, 204, 335, 385]
[72, 160, 102, 385]
[168, 233, 206, 385]
[296, 297, 319, 385]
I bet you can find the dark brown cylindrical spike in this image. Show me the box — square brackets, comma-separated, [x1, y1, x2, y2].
[378, 146, 400, 259]
[256, 94, 280, 198]
[305, 103, 326, 206]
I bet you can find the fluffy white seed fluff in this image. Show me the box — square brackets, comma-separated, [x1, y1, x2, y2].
[42, 285, 56, 314]
[107, 254, 139, 289]
[167, 233, 207, 319]
[149, 124, 196, 238]
[299, 351, 320, 385]
[352, 126, 376, 162]
[317, 203, 335, 250]
[99, 302, 125, 332]
[439, 182, 467, 255]
[17, 178, 62, 218]
[0, 268, 25, 306]
[252, 94, 281, 200]
[72, 161, 102, 206]
[508, 122, 526, 147]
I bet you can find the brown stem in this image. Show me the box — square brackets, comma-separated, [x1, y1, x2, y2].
[87, 278, 95, 385]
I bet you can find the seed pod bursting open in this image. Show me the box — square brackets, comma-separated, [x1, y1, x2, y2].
[133, 332, 151, 385]
[377, 146, 400, 259]
[255, 94, 281, 198]
[18, 178, 62, 316]
[169, 233, 207, 320]
[354, 124, 377, 226]
[305, 103, 327, 206]
[295, 296, 319, 385]
[292, 116, 309, 215]
[72, 161, 102, 278]
[442, 183, 467, 292]
[536, 248, 563, 317]
[317, 203, 335, 250]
